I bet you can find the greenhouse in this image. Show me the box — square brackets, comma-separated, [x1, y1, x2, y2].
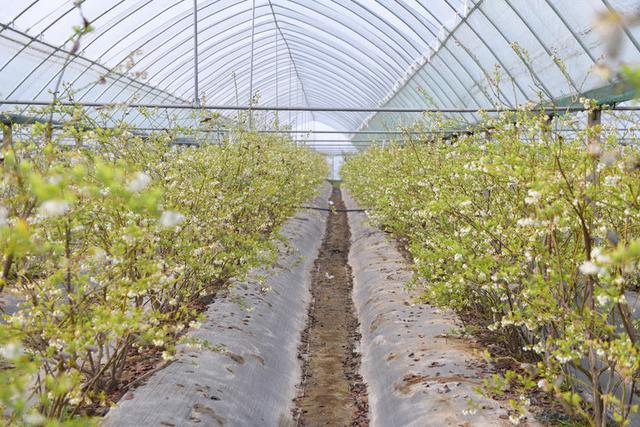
[1, 0, 640, 426]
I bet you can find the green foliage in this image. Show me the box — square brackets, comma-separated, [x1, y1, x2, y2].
[343, 110, 640, 426]
[0, 109, 327, 425]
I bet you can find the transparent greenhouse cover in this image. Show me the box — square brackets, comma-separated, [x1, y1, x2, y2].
[0, 0, 639, 145]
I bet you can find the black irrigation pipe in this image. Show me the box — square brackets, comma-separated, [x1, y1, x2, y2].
[296, 205, 368, 213]
[3, 99, 640, 113]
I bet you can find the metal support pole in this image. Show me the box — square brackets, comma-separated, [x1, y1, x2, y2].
[1, 123, 11, 161]
[288, 66, 292, 126]
[248, 0, 256, 128]
[332, 155, 336, 180]
[193, 0, 200, 106]
[588, 108, 602, 149]
[275, 25, 279, 127]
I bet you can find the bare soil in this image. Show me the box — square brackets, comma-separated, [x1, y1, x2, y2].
[293, 188, 368, 426]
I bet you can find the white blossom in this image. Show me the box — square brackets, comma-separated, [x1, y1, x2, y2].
[524, 189, 541, 204]
[0, 342, 23, 359]
[127, 171, 151, 192]
[189, 321, 202, 329]
[23, 413, 46, 425]
[159, 211, 185, 228]
[39, 200, 70, 217]
[579, 261, 601, 276]
[509, 414, 523, 425]
[516, 218, 535, 227]
[0, 206, 7, 226]
[596, 294, 610, 306]
[556, 354, 573, 363]
[591, 247, 611, 264]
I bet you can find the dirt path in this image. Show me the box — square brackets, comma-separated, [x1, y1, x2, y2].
[293, 187, 368, 426]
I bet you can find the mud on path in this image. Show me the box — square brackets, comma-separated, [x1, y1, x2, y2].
[293, 187, 368, 426]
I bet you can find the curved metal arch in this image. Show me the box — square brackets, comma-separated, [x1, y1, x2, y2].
[24, 0, 186, 101]
[78, 0, 253, 101]
[599, 0, 640, 54]
[500, 0, 580, 93]
[258, 2, 412, 78]
[177, 36, 387, 102]
[154, 25, 388, 103]
[410, 68, 476, 123]
[52, 0, 228, 100]
[125, 71, 366, 129]
[91, 1, 409, 110]
[85, 0, 418, 107]
[0, 3, 76, 74]
[271, 2, 413, 68]
[540, 0, 598, 64]
[2, 24, 186, 121]
[7, 0, 133, 100]
[113, 21, 404, 124]
[362, 0, 525, 133]
[281, 20, 483, 111]
[201, 59, 377, 111]
[80, 0, 182, 59]
[438, 0, 527, 105]
[119, 23, 396, 122]
[467, 0, 554, 101]
[182, 48, 382, 106]
[342, 0, 491, 112]
[391, 0, 501, 108]
[204, 66, 368, 116]
[323, 0, 424, 58]
[3, 0, 40, 28]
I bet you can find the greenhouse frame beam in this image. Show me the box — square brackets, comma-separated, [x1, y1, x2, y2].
[393, 0, 500, 109]
[355, 0, 515, 134]
[193, 0, 200, 105]
[599, 0, 640, 54]
[82, 1, 409, 108]
[97, 6, 406, 128]
[500, 0, 579, 93]
[73, 0, 243, 103]
[436, 0, 528, 104]
[3, 99, 639, 113]
[0, 25, 187, 106]
[267, 0, 312, 120]
[541, 0, 597, 64]
[17, 0, 156, 103]
[5, 0, 131, 100]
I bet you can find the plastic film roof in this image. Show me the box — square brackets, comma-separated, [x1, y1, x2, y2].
[0, 0, 465, 131]
[0, 0, 639, 140]
[356, 0, 640, 142]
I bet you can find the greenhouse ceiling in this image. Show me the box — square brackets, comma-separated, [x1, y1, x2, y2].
[1, 0, 640, 139]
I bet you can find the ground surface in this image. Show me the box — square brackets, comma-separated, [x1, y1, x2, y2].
[293, 188, 369, 426]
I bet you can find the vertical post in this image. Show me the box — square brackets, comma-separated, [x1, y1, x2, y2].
[587, 108, 602, 148]
[1, 123, 12, 162]
[542, 114, 553, 141]
[193, 0, 199, 106]
[275, 27, 279, 128]
[332, 155, 336, 180]
[288, 65, 292, 127]
[248, 0, 256, 129]
[193, 0, 200, 144]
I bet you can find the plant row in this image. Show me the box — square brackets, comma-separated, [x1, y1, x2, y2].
[342, 111, 640, 426]
[0, 118, 327, 425]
